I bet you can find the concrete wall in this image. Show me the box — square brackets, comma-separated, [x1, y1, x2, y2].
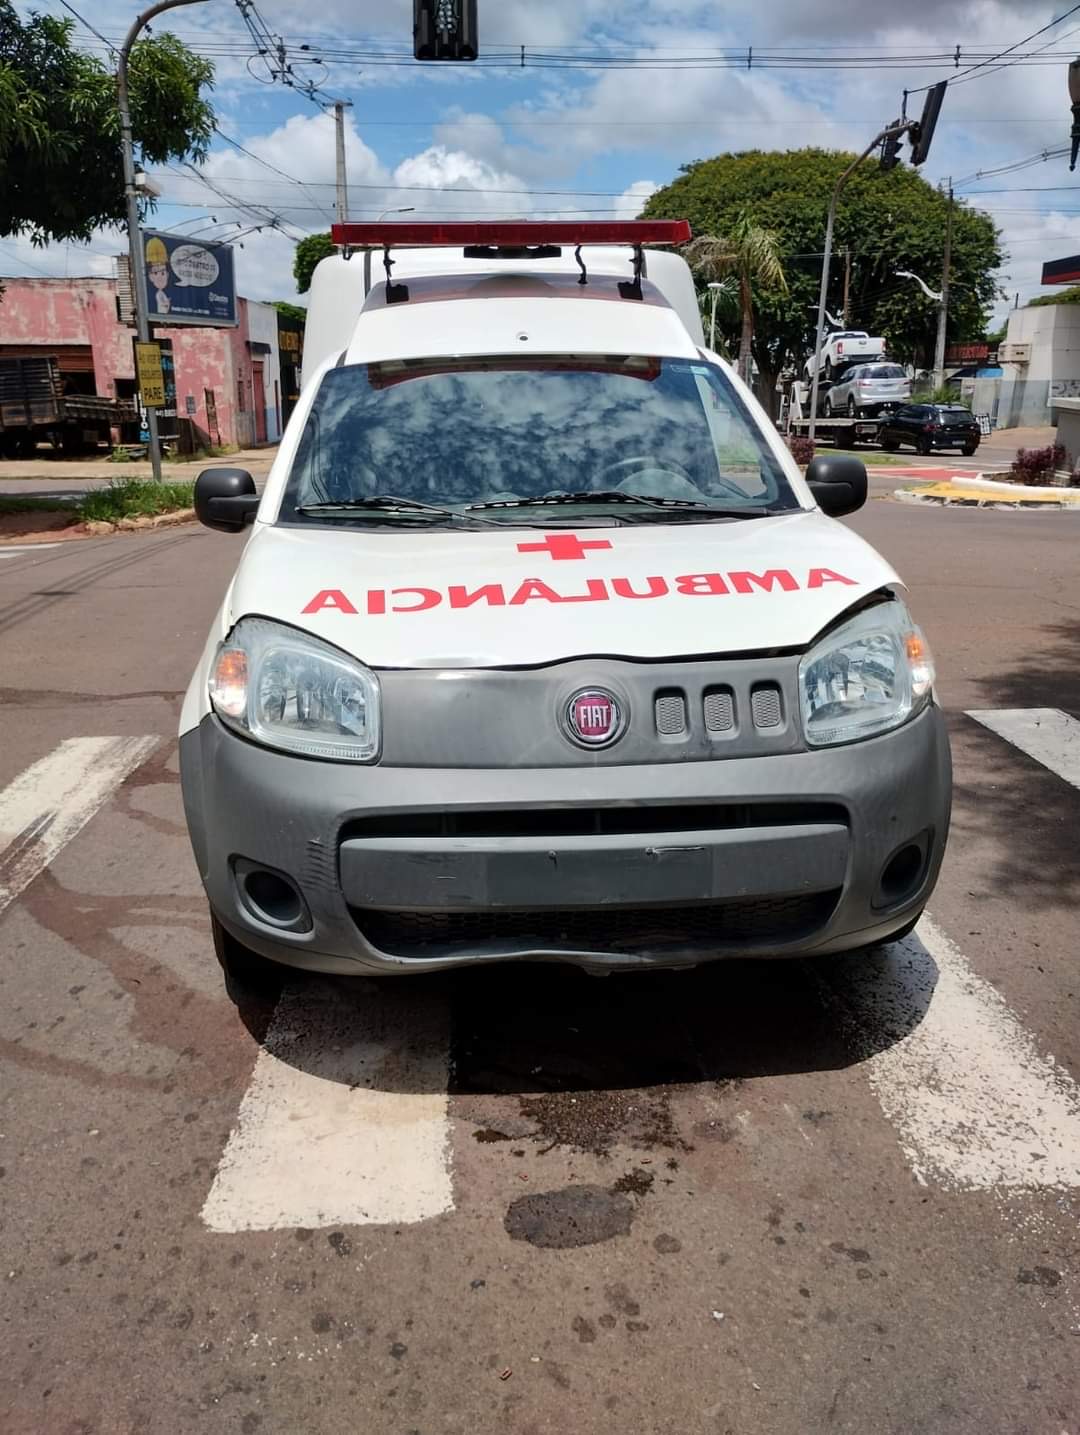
[997, 304, 1080, 427]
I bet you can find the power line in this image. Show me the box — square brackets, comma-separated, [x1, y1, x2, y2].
[57, 0, 118, 55]
[212, 126, 336, 223]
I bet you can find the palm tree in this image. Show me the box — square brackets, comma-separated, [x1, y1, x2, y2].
[685, 213, 788, 384]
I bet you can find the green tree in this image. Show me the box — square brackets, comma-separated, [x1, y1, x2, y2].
[273, 300, 307, 323]
[293, 232, 335, 294]
[643, 149, 1002, 411]
[0, 2, 214, 246]
[684, 213, 787, 382]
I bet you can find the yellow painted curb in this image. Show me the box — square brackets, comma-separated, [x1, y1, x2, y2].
[902, 481, 1080, 505]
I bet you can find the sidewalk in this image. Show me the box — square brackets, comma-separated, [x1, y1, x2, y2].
[0, 445, 278, 485]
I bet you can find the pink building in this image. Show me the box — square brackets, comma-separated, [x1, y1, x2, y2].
[0, 276, 284, 448]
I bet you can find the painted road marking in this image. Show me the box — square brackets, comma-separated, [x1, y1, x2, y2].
[966, 707, 1080, 792]
[0, 544, 62, 559]
[202, 978, 453, 1233]
[824, 915, 1080, 1191]
[0, 736, 160, 916]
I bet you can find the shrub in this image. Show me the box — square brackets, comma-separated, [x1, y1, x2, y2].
[1009, 444, 1066, 486]
[787, 435, 815, 466]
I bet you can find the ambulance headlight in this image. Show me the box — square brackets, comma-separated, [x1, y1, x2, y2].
[799, 600, 934, 748]
[210, 617, 380, 762]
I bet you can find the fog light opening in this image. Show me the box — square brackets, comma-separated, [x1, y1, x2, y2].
[877, 841, 926, 906]
[234, 860, 310, 931]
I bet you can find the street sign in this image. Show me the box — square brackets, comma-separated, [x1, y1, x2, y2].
[134, 341, 165, 407]
[141, 230, 237, 328]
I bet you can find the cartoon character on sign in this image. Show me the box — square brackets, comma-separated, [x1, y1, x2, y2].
[145, 235, 171, 314]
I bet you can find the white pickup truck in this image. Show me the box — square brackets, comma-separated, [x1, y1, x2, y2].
[804, 331, 886, 382]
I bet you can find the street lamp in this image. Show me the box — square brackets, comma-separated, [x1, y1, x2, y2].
[897, 264, 950, 391]
[1070, 58, 1080, 170]
[707, 281, 722, 351]
[375, 207, 416, 221]
[118, 0, 208, 483]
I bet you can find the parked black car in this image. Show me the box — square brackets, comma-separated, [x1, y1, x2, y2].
[879, 403, 980, 456]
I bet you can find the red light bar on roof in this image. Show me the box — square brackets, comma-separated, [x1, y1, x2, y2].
[329, 219, 691, 248]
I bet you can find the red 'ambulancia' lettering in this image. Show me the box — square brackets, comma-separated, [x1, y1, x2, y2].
[674, 573, 729, 596]
[392, 587, 441, 612]
[807, 568, 857, 588]
[508, 578, 609, 605]
[729, 569, 799, 594]
[367, 590, 386, 615]
[301, 589, 358, 615]
[611, 576, 669, 599]
[448, 584, 506, 609]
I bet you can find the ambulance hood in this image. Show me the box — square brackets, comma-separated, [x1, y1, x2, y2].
[228, 512, 901, 669]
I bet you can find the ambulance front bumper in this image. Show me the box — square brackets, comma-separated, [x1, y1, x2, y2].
[179, 706, 951, 974]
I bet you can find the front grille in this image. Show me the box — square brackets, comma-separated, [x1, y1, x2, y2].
[353, 890, 839, 957]
[654, 692, 687, 735]
[751, 684, 783, 729]
[341, 801, 847, 841]
[703, 687, 735, 733]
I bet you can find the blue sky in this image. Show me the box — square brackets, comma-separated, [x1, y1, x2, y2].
[4, 0, 1080, 322]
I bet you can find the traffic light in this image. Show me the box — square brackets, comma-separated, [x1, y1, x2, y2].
[880, 122, 903, 172]
[909, 81, 946, 166]
[414, 1, 478, 61]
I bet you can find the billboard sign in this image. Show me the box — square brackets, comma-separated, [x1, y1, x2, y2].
[142, 230, 237, 327]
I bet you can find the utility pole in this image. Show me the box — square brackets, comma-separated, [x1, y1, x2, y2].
[933, 183, 954, 392]
[333, 101, 352, 226]
[118, 0, 207, 483]
[843, 248, 851, 328]
[808, 122, 908, 442]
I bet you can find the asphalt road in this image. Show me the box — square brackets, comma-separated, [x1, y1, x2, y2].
[1, 501, 1079, 1435]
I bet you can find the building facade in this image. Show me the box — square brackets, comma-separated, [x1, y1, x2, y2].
[0, 277, 298, 450]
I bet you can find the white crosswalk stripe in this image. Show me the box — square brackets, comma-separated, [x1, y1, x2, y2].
[201, 978, 453, 1233]
[822, 915, 1080, 1191]
[0, 736, 159, 915]
[967, 707, 1080, 791]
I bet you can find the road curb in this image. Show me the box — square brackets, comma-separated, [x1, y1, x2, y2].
[895, 487, 1080, 511]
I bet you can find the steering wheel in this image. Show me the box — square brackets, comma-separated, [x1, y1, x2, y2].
[599, 455, 697, 485]
[599, 455, 756, 506]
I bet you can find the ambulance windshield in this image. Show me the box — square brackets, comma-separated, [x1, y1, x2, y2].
[281, 355, 801, 525]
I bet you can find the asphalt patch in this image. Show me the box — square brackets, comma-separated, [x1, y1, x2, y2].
[504, 1184, 635, 1249]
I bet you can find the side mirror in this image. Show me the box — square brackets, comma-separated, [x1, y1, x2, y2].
[194, 468, 259, 533]
[805, 454, 868, 517]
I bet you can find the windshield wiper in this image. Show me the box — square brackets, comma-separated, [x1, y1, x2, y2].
[296, 495, 501, 526]
[466, 490, 776, 519]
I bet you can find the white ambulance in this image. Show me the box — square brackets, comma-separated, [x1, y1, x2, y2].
[178, 220, 950, 988]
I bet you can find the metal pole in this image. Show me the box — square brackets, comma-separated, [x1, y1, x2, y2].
[842, 248, 851, 327]
[334, 101, 351, 225]
[118, 0, 207, 483]
[709, 286, 719, 351]
[933, 182, 953, 392]
[808, 125, 906, 442]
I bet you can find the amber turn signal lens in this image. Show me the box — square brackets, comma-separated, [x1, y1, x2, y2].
[209, 647, 248, 719]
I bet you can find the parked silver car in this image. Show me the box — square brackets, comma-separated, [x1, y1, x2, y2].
[822, 363, 910, 418]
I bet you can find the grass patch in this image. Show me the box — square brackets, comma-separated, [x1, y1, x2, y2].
[815, 448, 902, 466]
[80, 479, 194, 523]
[0, 495, 77, 515]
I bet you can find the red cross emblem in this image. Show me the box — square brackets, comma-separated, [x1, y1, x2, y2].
[516, 532, 613, 561]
